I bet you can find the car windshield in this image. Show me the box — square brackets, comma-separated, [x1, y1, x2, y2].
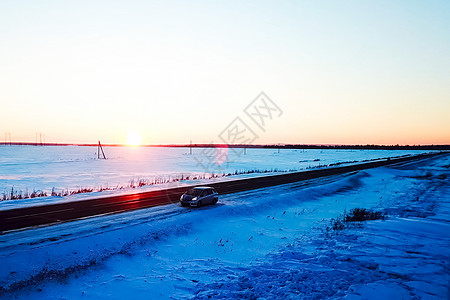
[185, 188, 204, 196]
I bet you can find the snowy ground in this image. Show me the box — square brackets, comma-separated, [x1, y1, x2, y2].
[0, 153, 448, 299]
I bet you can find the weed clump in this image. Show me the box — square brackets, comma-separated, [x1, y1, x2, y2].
[327, 208, 386, 233]
[344, 208, 386, 222]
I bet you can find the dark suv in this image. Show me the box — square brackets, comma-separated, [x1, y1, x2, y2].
[180, 187, 218, 207]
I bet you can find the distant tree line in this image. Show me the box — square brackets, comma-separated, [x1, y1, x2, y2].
[1, 142, 449, 150]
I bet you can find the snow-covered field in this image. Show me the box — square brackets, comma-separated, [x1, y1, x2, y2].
[0, 145, 431, 203]
[0, 152, 448, 299]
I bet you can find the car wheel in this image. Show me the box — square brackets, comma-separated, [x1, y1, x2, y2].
[213, 198, 218, 204]
[197, 201, 202, 207]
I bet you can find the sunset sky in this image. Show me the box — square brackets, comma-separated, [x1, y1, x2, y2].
[1, 1, 449, 145]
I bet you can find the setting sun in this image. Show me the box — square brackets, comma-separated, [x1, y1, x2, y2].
[126, 131, 142, 146]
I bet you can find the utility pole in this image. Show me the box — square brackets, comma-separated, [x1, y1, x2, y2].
[189, 140, 192, 155]
[4, 132, 11, 145]
[98, 141, 107, 159]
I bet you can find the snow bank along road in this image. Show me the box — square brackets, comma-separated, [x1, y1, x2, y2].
[0, 150, 448, 299]
[0, 152, 445, 232]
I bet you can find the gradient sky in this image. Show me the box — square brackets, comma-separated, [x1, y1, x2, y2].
[1, 1, 449, 145]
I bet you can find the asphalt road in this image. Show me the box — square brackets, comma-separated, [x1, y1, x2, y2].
[0, 152, 446, 233]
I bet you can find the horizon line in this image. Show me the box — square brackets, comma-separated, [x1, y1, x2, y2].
[0, 142, 449, 150]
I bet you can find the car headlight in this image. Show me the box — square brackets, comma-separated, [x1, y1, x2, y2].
[192, 197, 197, 201]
